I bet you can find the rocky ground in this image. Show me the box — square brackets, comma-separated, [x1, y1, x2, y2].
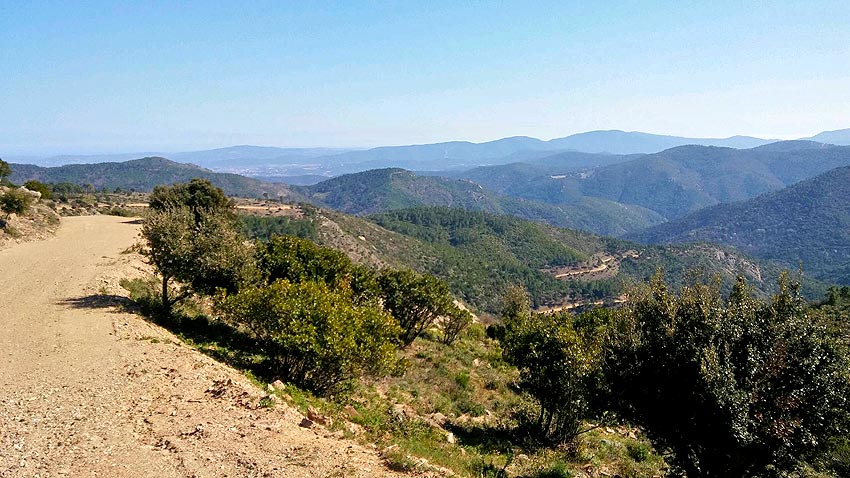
[0, 215, 419, 478]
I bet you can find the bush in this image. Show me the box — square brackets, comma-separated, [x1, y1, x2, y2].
[23, 180, 51, 200]
[256, 234, 378, 303]
[603, 274, 850, 477]
[149, 178, 232, 219]
[440, 306, 473, 345]
[0, 159, 10, 182]
[501, 303, 610, 444]
[0, 188, 34, 216]
[218, 280, 401, 396]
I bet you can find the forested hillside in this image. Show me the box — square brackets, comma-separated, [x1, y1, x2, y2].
[9, 157, 298, 199]
[242, 205, 828, 313]
[450, 142, 850, 220]
[630, 165, 850, 284]
[295, 168, 665, 236]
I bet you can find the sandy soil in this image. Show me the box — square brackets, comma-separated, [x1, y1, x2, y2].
[0, 216, 411, 478]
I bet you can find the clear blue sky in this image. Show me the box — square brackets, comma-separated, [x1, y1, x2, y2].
[2, 1, 849, 154]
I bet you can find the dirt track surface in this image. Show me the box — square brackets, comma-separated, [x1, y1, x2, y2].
[0, 216, 407, 478]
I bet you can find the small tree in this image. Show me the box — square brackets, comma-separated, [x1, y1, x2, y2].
[142, 206, 195, 309]
[377, 268, 458, 346]
[439, 306, 473, 345]
[217, 279, 400, 396]
[149, 178, 233, 223]
[0, 159, 11, 183]
[142, 180, 255, 312]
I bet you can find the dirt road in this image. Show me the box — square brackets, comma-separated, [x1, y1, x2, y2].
[0, 216, 407, 478]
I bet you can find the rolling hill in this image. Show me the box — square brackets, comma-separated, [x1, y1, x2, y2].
[8, 157, 299, 199]
[293, 168, 666, 236]
[449, 142, 850, 220]
[628, 165, 850, 285]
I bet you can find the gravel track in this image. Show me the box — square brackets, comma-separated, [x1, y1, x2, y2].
[0, 216, 410, 478]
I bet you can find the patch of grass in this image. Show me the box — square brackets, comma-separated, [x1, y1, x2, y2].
[455, 371, 471, 389]
[2, 225, 21, 238]
[258, 396, 276, 409]
[383, 447, 419, 472]
[627, 442, 650, 462]
[102, 206, 136, 217]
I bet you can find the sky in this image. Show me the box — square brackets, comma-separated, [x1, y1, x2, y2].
[2, 1, 849, 155]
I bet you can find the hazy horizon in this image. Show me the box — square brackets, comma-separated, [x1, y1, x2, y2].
[0, 129, 832, 158]
[2, 2, 849, 155]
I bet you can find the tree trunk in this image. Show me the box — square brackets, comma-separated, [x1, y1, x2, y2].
[162, 275, 170, 312]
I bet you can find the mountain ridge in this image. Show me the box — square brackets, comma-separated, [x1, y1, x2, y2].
[629, 165, 850, 284]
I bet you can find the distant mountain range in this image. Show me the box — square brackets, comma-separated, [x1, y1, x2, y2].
[629, 165, 850, 285]
[447, 141, 850, 220]
[17, 127, 850, 178]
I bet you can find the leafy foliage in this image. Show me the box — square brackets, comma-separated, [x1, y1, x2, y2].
[239, 213, 319, 241]
[376, 268, 464, 347]
[439, 306, 473, 346]
[0, 188, 34, 216]
[602, 274, 850, 477]
[142, 181, 257, 310]
[217, 279, 400, 396]
[149, 178, 233, 221]
[22, 180, 52, 199]
[0, 159, 11, 182]
[256, 234, 379, 304]
[501, 288, 609, 443]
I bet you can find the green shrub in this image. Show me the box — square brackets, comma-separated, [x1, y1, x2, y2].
[218, 280, 401, 396]
[604, 274, 850, 477]
[439, 306, 473, 345]
[454, 371, 471, 389]
[23, 180, 52, 200]
[1, 188, 34, 216]
[532, 462, 573, 478]
[501, 287, 610, 444]
[626, 442, 650, 463]
[256, 234, 379, 304]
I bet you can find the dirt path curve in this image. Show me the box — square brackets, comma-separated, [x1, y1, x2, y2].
[0, 216, 407, 478]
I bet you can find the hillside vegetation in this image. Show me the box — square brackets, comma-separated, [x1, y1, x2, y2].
[241, 205, 829, 313]
[295, 168, 666, 236]
[630, 165, 850, 285]
[9, 157, 299, 199]
[452, 142, 850, 220]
